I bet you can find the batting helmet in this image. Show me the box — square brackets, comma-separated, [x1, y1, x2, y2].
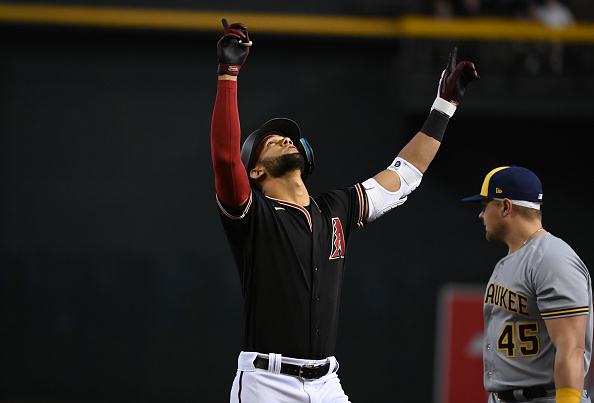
[240, 118, 315, 180]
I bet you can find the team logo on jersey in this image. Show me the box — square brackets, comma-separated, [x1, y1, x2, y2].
[329, 217, 345, 259]
[484, 283, 530, 316]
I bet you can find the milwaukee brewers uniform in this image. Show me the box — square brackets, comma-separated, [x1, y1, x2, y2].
[484, 233, 592, 402]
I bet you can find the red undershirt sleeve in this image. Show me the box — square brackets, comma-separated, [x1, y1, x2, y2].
[211, 80, 251, 209]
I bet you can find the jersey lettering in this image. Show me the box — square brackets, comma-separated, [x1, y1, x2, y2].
[497, 322, 540, 357]
[497, 324, 516, 357]
[484, 283, 529, 316]
[518, 323, 540, 356]
[329, 217, 345, 259]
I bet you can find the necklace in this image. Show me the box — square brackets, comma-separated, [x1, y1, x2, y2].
[523, 227, 543, 246]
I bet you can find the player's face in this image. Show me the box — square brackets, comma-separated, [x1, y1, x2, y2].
[479, 199, 504, 243]
[257, 135, 304, 178]
[258, 135, 300, 159]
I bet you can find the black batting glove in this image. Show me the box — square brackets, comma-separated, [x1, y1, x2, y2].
[217, 19, 252, 76]
[438, 47, 480, 106]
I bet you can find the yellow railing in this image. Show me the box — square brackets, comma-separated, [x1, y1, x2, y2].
[1, 3, 594, 43]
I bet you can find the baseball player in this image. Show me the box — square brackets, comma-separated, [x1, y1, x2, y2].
[462, 166, 593, 403]
[211, 19, 479, 402]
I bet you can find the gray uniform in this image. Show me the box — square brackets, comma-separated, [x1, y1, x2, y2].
[483, 232, 592, 402]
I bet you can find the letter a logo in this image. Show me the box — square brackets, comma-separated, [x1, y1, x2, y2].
[330, 217, 345, 259]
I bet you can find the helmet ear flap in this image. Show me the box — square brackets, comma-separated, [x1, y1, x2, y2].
[298, 138, 315, 180]
[240, 129, 261, 173]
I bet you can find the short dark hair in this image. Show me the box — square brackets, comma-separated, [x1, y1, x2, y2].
[514, 204, 542, 221]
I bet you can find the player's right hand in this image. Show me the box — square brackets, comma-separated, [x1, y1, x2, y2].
[437, 47, 480, 106]
[217, 19, 252, 76]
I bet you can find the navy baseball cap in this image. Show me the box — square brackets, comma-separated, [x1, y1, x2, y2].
[461, 166, 543, 205]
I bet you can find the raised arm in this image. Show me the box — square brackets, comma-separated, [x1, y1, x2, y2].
[211, 19, 252, 208]
[364, 48, 480, 221]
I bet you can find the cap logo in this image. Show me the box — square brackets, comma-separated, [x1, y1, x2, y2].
[463, 166, 543, 205]
[480, 166, 510, 197]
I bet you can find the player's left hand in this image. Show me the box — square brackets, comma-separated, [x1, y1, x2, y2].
[217, 19, 253, 76]
[437, 47, 480, 106]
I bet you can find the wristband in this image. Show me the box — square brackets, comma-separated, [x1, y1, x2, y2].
[420, 109, 449, 142]
[431, 96, 457, 117]
[218, 64, 241, 76]
[557, 387, 582, 403]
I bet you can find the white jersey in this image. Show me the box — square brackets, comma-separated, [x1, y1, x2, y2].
[483, 232, 592, 392]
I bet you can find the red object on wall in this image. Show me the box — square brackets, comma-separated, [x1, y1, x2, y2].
[434, 284, 490, 403]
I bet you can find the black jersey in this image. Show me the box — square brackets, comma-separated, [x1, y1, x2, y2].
[217, 184, 367, 359]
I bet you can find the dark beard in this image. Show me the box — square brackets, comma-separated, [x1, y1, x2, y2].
[261, 153, 305, 178]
